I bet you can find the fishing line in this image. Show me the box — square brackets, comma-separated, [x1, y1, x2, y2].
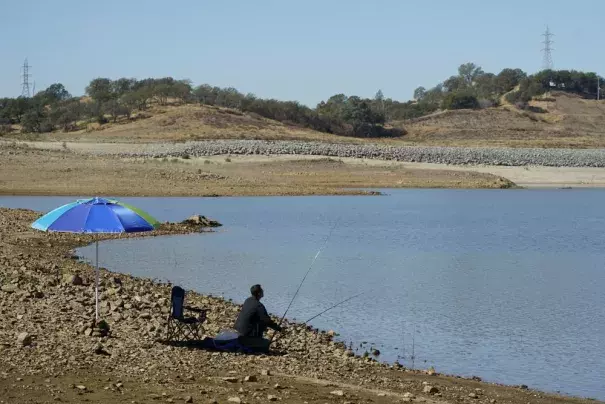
[269, 216, 340, 344]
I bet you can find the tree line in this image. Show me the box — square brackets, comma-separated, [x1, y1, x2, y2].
[409, 64, 604, 115]
[1, 65, 603, 137]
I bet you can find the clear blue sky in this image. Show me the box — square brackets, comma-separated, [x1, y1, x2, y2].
[1, 0, 604, 106]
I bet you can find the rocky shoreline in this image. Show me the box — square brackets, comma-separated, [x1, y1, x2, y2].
[100, 140, 605, 168]
[0, 207, 599, 404]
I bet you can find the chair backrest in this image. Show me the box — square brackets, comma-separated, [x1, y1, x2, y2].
[171, 286, 185, 318]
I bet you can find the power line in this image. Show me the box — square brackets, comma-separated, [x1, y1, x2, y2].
[541, 26, 554, 71]
[21, 58, 32, 98]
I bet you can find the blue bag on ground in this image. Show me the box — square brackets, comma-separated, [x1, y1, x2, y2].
[199, 330, 256, 353]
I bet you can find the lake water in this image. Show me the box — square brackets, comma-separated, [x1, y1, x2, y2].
[2, 190, 605, 400]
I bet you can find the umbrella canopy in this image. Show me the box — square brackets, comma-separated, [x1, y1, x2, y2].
[32, 197, 159, 233]
[31, 197, 160, 321]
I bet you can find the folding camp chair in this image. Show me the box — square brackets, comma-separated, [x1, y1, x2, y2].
[165, 286, 208, 342]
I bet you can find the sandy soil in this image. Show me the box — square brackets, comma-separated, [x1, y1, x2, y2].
[0, 145, 514, 197]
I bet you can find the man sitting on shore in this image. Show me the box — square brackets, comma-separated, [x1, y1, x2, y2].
[234, 284, 282, 352]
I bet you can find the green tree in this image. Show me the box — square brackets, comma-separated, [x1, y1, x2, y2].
[413, 86, 426, 101]
[496, 68, 527, 93]
[374, 89, 386, 117]
[35, 83, 71, 105]
[442, 92, 479, 110]
[443, 75, 466, 92]
[458, 62, 484, 86]
[86, 78, 114, 103]
[22, 107, 51, 133]
[343, 96, 385, 136]
[112, 78, 137, 97]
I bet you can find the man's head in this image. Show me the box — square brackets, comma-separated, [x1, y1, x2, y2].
[250, 284, 264, 300]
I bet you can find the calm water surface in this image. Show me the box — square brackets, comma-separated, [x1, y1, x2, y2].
[2, 190, 604, 400]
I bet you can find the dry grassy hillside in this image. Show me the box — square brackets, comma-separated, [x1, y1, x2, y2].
[20, 103, 367, 144]
[10, 92, 605, 148]
[398, 92, 605, 148]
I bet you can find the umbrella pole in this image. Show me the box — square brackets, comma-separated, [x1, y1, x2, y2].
[95, 239, 99, 322]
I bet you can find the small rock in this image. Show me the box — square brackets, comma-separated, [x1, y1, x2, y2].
[33, 291, 44, 298]
[330, 390, 344, 396]
[469, 393, 479, 399]
[75, 385, 87, 391]
[17, 332, 32, 347]
[423, 385, 439, 394]
[273, 383, 284, 390]
[139, 312, 152, 320]
[222, 377, 239, 383]
[1, 284, 18, 293]
[184, 396, 193, 403]
[402, 392, 415, 399]
[377, 392, 386, 397]
[227, 397, 241, 403]
[260, 369, 271, 376]
[64, 274, 83, 286]
[267, 395, 278, 402]
[244, 375, 257, 382]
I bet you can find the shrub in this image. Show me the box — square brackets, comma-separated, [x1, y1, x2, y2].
[442, 92, 480, 110]
[0, 124, 12, 135]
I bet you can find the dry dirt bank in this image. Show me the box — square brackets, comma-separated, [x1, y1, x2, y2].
[0, 145, 513, 197]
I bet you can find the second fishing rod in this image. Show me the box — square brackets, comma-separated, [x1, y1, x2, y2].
[269, 217, 340, 345]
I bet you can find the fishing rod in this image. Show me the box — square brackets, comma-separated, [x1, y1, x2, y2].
[303, 292, 363, 324]
[269, 217, 340, 345]
[281, 291, 363, 351]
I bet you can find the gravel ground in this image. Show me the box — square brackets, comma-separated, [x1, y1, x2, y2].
[5, 139, 605, 167]
[105, 140, 605, 168]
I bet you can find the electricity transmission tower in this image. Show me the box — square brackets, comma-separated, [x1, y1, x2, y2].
[21, 58, 32, 98]
[541, 26, 554, 71]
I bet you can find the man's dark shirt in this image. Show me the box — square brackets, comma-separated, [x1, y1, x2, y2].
[234, 296, 280, 337]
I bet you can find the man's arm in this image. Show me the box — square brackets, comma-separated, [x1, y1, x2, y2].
[257, 303, 281, 331]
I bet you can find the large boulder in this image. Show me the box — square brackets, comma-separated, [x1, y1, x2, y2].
[181, 215, 222, 227]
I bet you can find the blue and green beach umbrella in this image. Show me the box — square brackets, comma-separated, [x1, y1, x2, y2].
[32, 197, 160, 320]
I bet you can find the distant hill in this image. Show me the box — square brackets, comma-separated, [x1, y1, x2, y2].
[12, 102, 366, 144]
[393, 92, 605, 148]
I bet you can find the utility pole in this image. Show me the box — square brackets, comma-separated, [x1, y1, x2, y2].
[598, 76, 601, 100]
[21, 58, 32, 98]
[541, 26, 554, 71]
